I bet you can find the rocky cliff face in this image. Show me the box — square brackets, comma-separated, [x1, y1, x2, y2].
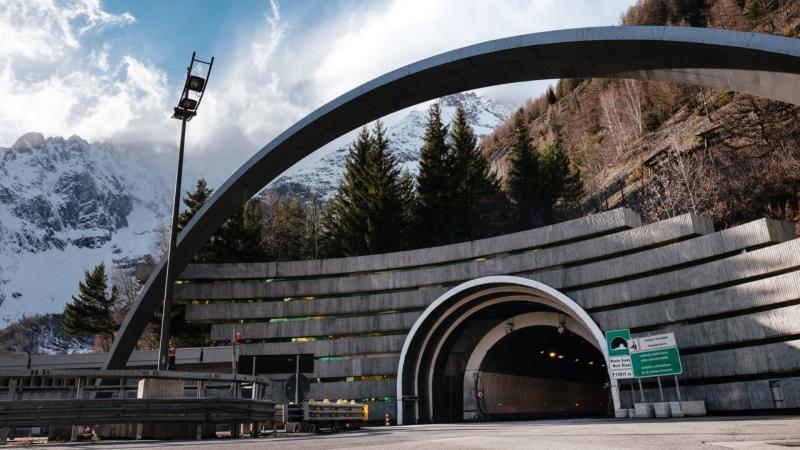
[268, 92, 512, 202]
[0, 133, 170, 325]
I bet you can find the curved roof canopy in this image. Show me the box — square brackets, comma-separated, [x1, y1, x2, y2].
[105, 25, 800, 369]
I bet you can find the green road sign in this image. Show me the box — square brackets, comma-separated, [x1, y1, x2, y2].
[631, 347, 683, 378]
[605, 329, 631, 357]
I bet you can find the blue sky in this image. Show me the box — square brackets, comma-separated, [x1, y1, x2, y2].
[0, 0, 637, 185]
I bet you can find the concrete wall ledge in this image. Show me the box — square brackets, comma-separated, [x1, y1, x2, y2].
[210, 311, 421, 341]
[570, 239, 800, 310]
[179, 208, 641, 280]
[592, 270, 800, 330]
[185, 287, 448, 322]
[175, 213, 709, 301]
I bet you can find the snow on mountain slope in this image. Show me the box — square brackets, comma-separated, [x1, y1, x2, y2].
[268, 92, 512, 201]
[0, 133, 170, 325]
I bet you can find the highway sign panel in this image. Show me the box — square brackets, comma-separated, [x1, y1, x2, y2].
[605, 329, 631, 357]
[631, 347, 683, 378]
[628, 332, 676, 353]
[609, 356, 633, 379]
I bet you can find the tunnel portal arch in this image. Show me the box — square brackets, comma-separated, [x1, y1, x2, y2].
[106, 26, 800, 370]
[396, 275, 613, 424]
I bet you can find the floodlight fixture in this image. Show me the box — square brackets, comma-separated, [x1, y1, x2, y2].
[187, 75, 206, 92]
[180, 97, 198, 110]
[171, 52, 214, 122]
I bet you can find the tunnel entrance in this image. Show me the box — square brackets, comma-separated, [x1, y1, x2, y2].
[473, 326, 609, 420]
[398, 276, 617, 425]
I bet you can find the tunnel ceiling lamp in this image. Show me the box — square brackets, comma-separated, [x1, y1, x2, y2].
[157, 51, 214, 372]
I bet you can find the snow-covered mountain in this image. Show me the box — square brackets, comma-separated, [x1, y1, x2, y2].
[268, 92, 512, 202]
[0, 132, 170, 326]
[0, 91, 510, 330]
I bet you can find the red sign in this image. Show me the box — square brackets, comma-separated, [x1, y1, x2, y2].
[234, 331, 242, 342]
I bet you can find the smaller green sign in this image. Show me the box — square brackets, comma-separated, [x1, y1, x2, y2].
[605, 329, 631, 357]
[631, 347, 683, 378]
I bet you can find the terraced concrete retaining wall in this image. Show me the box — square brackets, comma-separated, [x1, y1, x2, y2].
[6, 208, 797, 421]
[173, 208, 799, 420]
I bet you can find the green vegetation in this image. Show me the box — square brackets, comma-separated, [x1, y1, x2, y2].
[322, 122, 414, 257]
[62, 263, 118, 348]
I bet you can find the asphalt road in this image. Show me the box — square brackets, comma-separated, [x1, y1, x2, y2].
[14, 416, 800, 449]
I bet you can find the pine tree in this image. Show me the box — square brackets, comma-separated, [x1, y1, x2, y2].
[538, 140, 571, 223]
[263, 197, 315, 261]
[449, 103, 505, 240]
[323, 122, 413, 256]
[178, 179, 213, 230]
[559, 162, 585, 219]
[365, 121, 414, 252]
[546, 86, 558, 105]
[505, 110, 543, 229]
[211, 199, 267, 263]
[414, 103, 455, 246]
[323, 127, 373, 256]
[62, 263, 117, 343]
[177, 178, 215, 262]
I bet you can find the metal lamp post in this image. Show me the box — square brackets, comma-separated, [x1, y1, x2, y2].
[157, 52, 214, 371]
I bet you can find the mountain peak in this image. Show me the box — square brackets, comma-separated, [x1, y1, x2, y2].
[439, 91, 480, 108]
[267, 92, 511, 203]
[11, 132, 46, 150]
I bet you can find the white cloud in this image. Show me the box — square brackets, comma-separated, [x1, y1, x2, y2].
[198, 0, 636, 149]
[0, 0, 636, 186]
[0, 0, 133, 62]
[0, 0, 171, 147]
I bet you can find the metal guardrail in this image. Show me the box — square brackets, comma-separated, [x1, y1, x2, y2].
[0, 369, 272, 440]
[0, 398, 276, 427]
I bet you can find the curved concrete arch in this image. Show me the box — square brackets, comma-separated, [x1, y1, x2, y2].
[461, 311, 599, 420]
[106, 26, 800, 370]
[396, 275, 611, 424]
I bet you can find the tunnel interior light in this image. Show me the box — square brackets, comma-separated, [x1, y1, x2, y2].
[548, 351, 557, 358]
[588, 361, 594, 365]
[539, 350, 545, 354]
[557, 355, 564, 359]
[574, 358, 580, 362]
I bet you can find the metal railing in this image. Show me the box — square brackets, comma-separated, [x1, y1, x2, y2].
[0, 369, 274, 440]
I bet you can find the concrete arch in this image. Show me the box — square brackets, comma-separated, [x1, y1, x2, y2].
[106, 26, 800, 370]
[461, 311, 599, 420]
[396, 275, 612, 424]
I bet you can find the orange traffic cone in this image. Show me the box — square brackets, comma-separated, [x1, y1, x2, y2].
[384, 413, 390, 426]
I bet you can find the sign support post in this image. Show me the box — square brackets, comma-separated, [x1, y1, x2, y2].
[657, 376, 664, 402]
[294, 354, 300, 405]
[638, 379, 645, 403]
[674, 375, 682, 402]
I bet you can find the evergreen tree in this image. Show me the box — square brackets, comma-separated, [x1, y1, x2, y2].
[505, 110, 543, 229]
[177, 179, 214, 230]
[323, 127, 373, 256]
[546, 86, 558, 105]
[365, 121, 414, 252]
[414, 103, 455, 246]
[62, 263, 117, 343]
[323, 122, 413, 256]
[177, 179, 215, 262]
[538, 140, 571, 223]
[210, 199, 267, 263]
[448, 103, 505, 240]
[263, 197, 316, 261]
[559, 162, 585, 219]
